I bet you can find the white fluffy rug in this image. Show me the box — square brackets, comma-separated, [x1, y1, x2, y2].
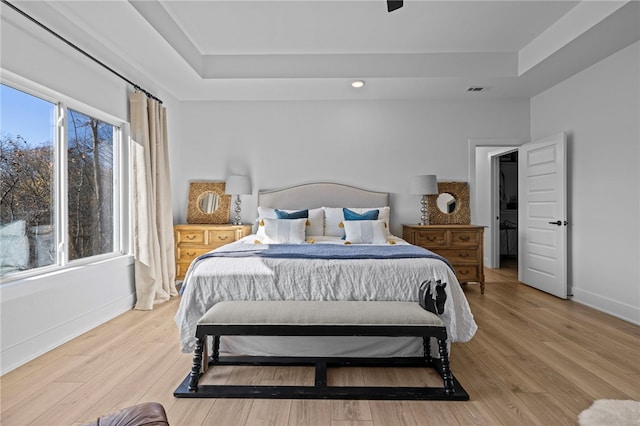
[579, 400, 640, 426]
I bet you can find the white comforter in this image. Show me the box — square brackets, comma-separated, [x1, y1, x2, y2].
[174, 236, 477, 356]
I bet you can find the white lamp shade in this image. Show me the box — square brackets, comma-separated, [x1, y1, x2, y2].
[225, 175, 252, 195]
[410, 175, 438, 195]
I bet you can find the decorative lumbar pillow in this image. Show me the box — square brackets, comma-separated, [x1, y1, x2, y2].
[257, 207, 324, 238]
[262, 218, 307, 243]
[275, 209, 308, 219]
[343, 208, 379, 221]
[339, 208, 380, 239]
[347, 206, 391, 238]
[324, 206, 391, 238]
[343, 220, 388, 244]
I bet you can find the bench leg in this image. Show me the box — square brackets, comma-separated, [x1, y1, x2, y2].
[189, 336, 205, 392]
[437, 338, 454, 395]
[203, 337, 209, 374]
[423, 337, 432, 363]
[213, 335, 220, 362]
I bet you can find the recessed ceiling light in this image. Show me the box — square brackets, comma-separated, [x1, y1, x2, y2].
[351, 80, 365, 88]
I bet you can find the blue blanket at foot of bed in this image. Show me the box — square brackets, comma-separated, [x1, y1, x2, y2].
[197, 243, 453, 270]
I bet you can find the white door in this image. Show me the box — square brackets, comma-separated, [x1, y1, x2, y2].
[518, 132, 568, 298]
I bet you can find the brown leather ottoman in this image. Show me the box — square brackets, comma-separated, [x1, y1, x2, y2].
[81, 402, 169, 426]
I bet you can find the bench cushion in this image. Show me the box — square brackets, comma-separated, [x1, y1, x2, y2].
[198, 301, 444, 327]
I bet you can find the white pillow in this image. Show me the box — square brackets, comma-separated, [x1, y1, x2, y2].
[323, 206, 391, 237]
[306, 208, 324, 236]
[256, 207, 324, 238]
[262, 218, 307, 244]
[358, 206, 391, 237]
[343, 220, 388, 244]
[322, 207, 346, 237]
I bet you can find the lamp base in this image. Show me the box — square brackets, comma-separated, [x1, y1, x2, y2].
[419, 195, 431, 226]
[232, 195, 242, 225]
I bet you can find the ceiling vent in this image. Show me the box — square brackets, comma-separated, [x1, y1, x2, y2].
[467, 87, 486, 92]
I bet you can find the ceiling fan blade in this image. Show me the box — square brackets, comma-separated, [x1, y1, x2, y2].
[387, 0, 403, 12]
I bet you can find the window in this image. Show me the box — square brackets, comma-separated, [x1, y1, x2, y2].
[67, 109, 115, 261]
[0, 82, 123, 279]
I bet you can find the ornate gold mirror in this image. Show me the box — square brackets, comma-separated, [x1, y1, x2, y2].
[428, 182, 470, 224]
[187, 181, 231, 224]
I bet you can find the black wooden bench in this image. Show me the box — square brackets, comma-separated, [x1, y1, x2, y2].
[173, 300, 469, 400]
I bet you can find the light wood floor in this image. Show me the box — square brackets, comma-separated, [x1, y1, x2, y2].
[1, 264, 639, 425]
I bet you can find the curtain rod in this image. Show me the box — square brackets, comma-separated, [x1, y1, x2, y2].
[1, 0, 163, 104]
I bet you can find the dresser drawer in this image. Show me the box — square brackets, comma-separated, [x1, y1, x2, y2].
[208, 229, 237, 245]
[450, 230, 481, 247]
[414, 230, 447, 247]
[453, 265, 481, 283]
[176, 229, 206, 244]
[176, 261, 199, 280]
[433, 249, 479, 264]
[176, 246, 211, 262]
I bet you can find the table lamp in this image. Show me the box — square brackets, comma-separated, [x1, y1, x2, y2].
[410, 174, 438, 225]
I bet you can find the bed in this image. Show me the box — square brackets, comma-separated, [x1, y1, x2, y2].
[174, 182, 477, 358]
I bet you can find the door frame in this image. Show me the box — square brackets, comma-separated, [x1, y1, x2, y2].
[468, 138, 527, 269]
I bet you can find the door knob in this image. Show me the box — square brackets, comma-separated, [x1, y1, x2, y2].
[548, 220, 562, 226]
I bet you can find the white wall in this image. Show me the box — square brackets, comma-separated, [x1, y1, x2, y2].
[530, 41, 640, 324]
[175, 99, 530, 236]
[0, 7, 181, 373]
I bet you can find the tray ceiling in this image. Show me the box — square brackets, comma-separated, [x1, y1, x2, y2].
[7, 0, 639, 101]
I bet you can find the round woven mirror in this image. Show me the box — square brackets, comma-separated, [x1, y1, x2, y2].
[428, 182, 470, 224]
[187, 182, 231, 224]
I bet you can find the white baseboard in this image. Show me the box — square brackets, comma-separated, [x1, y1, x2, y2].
[572, 287, 640, 326]
[1, 294, 135, 375]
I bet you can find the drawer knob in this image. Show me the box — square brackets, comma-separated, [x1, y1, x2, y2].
[459, 235, 470, 242]
[186, 251, 196, 256]
[217, 235, 229, 240]
[426, 236, 436, 241]
[186, 235, 196, 240]
[459, 253, 469, 258]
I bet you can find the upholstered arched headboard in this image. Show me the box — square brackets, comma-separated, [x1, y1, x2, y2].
[258, 182, 389, 210]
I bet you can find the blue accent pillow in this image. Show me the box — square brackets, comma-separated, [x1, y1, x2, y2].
[343, 208, 379, 221]
[275, 209, 308, 219]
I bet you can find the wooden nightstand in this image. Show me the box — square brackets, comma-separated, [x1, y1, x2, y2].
[174, 224, 252, 281]
[403, 224, 485, 294]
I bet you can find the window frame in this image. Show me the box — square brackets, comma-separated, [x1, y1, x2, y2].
[1, 73, 130, 283]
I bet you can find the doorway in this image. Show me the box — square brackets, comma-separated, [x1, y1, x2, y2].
[496, 151, 518, 271]
[468, 138, 525, 270]
[470, 135, 567, 296]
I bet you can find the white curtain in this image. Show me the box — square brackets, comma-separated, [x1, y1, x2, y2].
[129, 92, 177, 310]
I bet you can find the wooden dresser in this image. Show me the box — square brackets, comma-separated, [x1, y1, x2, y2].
[402, 224, 485, 294]
[174, 224, 252, 280]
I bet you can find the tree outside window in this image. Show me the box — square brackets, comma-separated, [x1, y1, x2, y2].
[67, 109, 114, 261]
